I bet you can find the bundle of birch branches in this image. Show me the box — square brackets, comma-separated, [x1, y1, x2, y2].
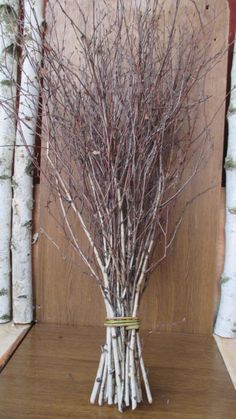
[0, 0, 234, 413]
[35, 0, 221, 411]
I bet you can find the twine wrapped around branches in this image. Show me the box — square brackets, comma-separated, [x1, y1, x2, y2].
[104, 317, 140, 330]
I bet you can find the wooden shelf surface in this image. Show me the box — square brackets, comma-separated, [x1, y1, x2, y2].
[0, 324, 235, 419]
[214, 335, 236, 390]
[0, 322, 31, 370]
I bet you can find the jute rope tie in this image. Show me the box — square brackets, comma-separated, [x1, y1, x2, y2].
[104, 316, 140, 330]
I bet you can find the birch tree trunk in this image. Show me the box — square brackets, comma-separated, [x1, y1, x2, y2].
[12, 0, 43, 324]
[214, 35, 236, 338]
[0, 0, 19, 323]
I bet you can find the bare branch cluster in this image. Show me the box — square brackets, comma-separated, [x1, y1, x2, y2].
[38, 0, 219, 315]
[0, 0, 224, 409]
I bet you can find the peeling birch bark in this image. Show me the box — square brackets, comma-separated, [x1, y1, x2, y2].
[214, 35, 236, 338]
[12, 0, 43, 324]
[0, 0, 19, 323]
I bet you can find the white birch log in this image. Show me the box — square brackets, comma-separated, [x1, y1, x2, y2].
[12, 0, 43, 324]
[214, 34, 236, 338]
[0, 0, 19, 323]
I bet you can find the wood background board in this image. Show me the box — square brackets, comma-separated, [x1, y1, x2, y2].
[0, 324, 236, 419]
[34, 0, 229, 333]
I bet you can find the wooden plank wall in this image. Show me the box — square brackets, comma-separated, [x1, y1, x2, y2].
[33, 0, 229, 334]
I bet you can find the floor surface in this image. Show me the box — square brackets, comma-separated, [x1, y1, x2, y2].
[0, 324, 235, 419]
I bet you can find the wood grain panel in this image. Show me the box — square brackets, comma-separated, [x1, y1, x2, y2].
[0, 324, 236, 418]
[35, 0, 229, 333]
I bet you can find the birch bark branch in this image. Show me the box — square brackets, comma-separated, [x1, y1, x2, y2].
[0, 0, 19, 323]
[214, 34, 236, 338]
[12, 0, 43, 324]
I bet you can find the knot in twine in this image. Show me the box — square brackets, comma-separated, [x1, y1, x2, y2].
[104, 316, 140, 330]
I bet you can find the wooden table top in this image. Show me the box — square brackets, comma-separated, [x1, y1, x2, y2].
[0, 324, 235, 419]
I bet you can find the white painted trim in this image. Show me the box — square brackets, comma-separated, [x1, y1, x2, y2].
[214, 334, 236, 390]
